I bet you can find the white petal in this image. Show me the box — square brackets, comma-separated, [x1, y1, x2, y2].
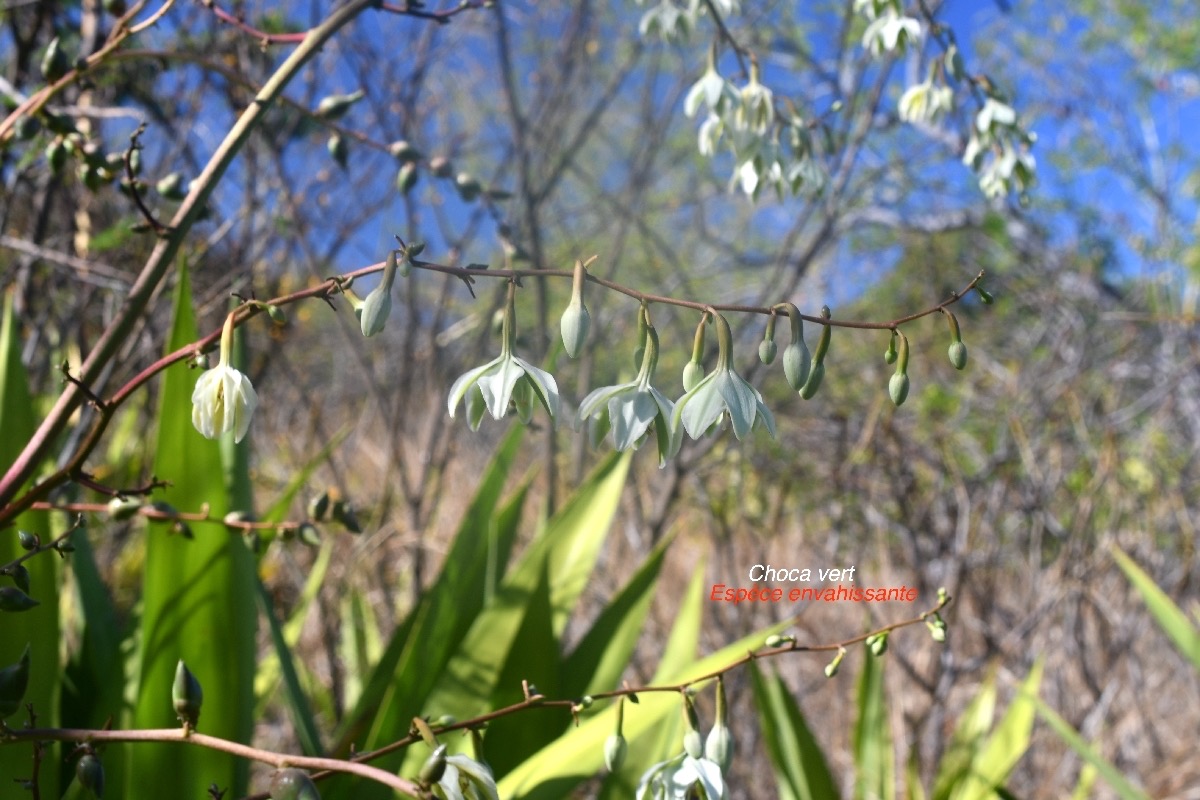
[609, 391, 659, 451]
[476, 355, 526, 419]
[675, 372, 724, 439]
[714, 370, 756, 439]
[578, 383, 635, 426]
[447, 357, 502, 417]
[228, 368, 259, 443]
[513, 357, 560, 420]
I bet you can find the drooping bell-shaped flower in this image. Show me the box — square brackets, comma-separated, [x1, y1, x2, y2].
[191, 312, 258, 443]
[436, 753, 499, 800]
[447, 282, 559, 428]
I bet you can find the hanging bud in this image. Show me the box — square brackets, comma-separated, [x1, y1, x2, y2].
[107, 496, 142, 520]
[976, 286, 994, 304]
[455, 172, 481, 201]
[759, 312, 778, 365]
[156, 172, 186, 200]
[314, 90, 365, 121]
[172, 660, 203, 729]
[0, 643, 31, 718]
[632, 304, 649, 370]
[867, 632, 889, 657]
[18, 531, 38, 550]
[799, 306, 831, 400]
[41, 37, 69, 82]
[0, 586, 39, 612]
[331, 500, 362, 534]
[884, 330, 897, 365]
[307, 492, 330, 522]
[429, 156, 453, 178]
[361, 250, 398, 337]
[297, 523, 321, 547]
[326, 133, 348, 170]
[779, 304, 811, 390]
[681, 694, 703, 759]
[418, 745, 448, 787]
[764, 633, 794, 648]
[705, 677, 733, 773]
[944, 311, 968, 370]
[683, 315, 708, 391]
[824, 647, 845, 678]
[267, 304, 287, 326]
[605, 698, 627, 771]
[560, 259, 591, 358]
[76, 753, 105, 798]
[8, 564, 31, 595]
[889, 331, 910, 406]
[926, 612, 947, 642]
[269, 768, 321, 800]
[604, 733, 627, 772]
[937, 586, 949, 605]
[395, 162, 419, 194]
[388, 140, 421, 162]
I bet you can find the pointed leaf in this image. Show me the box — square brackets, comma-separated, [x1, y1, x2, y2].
[749, 662, 839, 800]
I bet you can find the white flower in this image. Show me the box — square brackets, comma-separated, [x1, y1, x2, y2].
[447, 283, 559, 428]
[577, 326, 675, 465]
[191, 313, 258, 443]
[899, 79, 954, 123]
[637, 753, 728, 800]
[669, 314, 775, 457]
[436, 754, 499, 800]
[863, 9, 921, 56]
[697, 113, 724, 156]
[684, 63, 739, 119]
[734, 63, 773, 134]
[976, 97, 1017, 132]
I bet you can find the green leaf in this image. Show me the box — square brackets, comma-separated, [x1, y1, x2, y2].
[0, 290, 61, 798]
[931, 670, 997, 800]
[255, 575, 325, 755]
[499, 605, 792, 799]
[1112, 547, 1200, 671]
[749, 661, 839, 800]
[128, 263, 257, 795]
[1035, 696, 1150, 800]
[563, 529, 674, 698]
[389, 452, 631, 782]
[853, 648, 894, 800]
[325, 425, 528, 797]
[483, 563, 562, 778]
[957, 660, 1042, 800]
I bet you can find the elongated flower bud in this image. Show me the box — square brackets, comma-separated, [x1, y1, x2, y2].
[269, 768, 321, 800]
[683, 315, 708, 390]
[759, 312, 778, 364]
[705, 677, 733, 773]
[681, 694, 703, 759]
[315, 90, 364, 120]
[172, 660, 203, 729]
[76, 753, 105, 798]
[418, 744, 448, 786]
[944, 311, 967, 369]
[824, 647, 845, 678]
[799, 306, 831, 399]
[560, 260, 591, 358]
[0, 586, 38, 612]
[604, 733, 627, 772]
[779, 304, 811, 390]
[884, 331, 898, 364]
[0, 643, 31, 718]
[889, 331, 910, 406]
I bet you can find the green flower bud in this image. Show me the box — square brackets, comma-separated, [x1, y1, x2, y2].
[46, 139, 67, 175]
[359, 283, 392, 337]
[799, 362, 824, 400]
[307, 492, 330, 522]
[0, 643, 31, 718]
[758, 338, 777, 365]
[0, 586, 39, 612]
[331, 500, 362, 534]
[395, 162, 419, 194]
[76, 753, 105, 798]
[41, 37, 69, 82]
[455, 172, 481, 201]
[976, 286, 994, 304]
[579, 695, 594, 709]
[18, 531, 38, 550]
[604, 733, 627, 772]
[682, 359, 704, 392]
[560, 260, 591, 358]
[948, 340, 968, 370]
[869, 632, 888, 657]
[388, 140, 421, 162]
[884, 331, 898, 365]
[824, 647, 845, 678]
[107, 496, 142, 520]
[926, 612, 947, 642]
[172, 660, 203, 728]
[779, 304, 811, 390]
[267, 304, 287, 326]
[418, 744, 448, 786]
[314, 90, 364, 121]
[764, 634, 794, 648]
[8, 564, 31, 595]
[156, 172, 185, 200]
[297, 522, 321, 547]
[429, 156, 453, 178]
[269, 768, 321, 800]
[889, 373, 909, 406]
[430, 714, 457, 728]
[705, 677, 733, 772]
[937, 586, 948, 605]
[327, 133, 348, 170]
[55, 537, 76, 554]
